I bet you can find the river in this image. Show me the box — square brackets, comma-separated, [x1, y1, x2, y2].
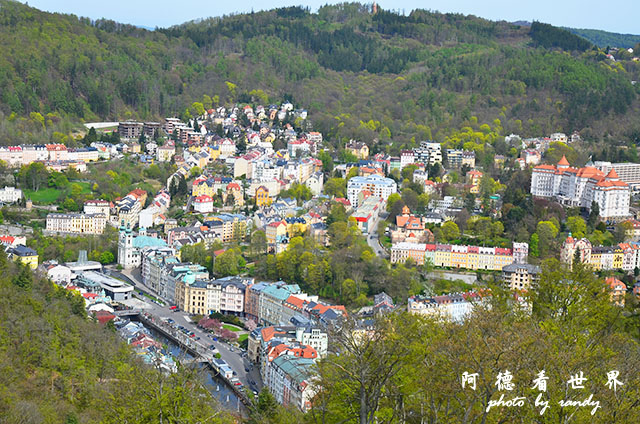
[142, 324, 246, 413]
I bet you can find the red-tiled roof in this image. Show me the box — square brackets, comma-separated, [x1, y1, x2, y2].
[557, 155, 570, 166]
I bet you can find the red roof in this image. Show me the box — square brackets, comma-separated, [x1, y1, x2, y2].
[286, 295, 305, 309]
[129, 189, 147, 199]
[606, 168, 620, 179]
[194, 195, 213, 203]
[94, 310, 116, 325]
[557, 155, 570, 166]
[0, 235, 15, 244]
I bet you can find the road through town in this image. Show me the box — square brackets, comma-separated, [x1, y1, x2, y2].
[108, 266, 263, 393]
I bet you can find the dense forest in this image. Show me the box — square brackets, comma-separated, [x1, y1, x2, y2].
[0, 0, 640, 146]
[565, 27, 640, 49]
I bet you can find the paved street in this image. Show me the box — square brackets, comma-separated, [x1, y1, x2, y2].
[367, 211, 389, 258]
[107, 266, 263, 393]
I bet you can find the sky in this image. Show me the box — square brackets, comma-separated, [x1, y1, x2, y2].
[18, 0, 640, 35]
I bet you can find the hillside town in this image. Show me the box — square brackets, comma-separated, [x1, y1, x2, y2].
[3, 100, 640, 413]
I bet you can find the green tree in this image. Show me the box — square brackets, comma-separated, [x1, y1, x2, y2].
[536, 221, 559, 257]
[566, 216, 587, 238]
[250, 230, 267, 257]
[530, 232, 539, 257]
[214, 249, 240, 277]
[318, 150, 334, 173]
[440, 221, 460, 242]
[385, 193, 402, 213]
[99, 251, 115, 264]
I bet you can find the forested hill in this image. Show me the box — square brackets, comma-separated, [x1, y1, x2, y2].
[564, 27, 640, 49]
[1, 0, 640, 145]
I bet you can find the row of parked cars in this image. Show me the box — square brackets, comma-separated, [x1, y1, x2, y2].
[163, 318, 201, 341]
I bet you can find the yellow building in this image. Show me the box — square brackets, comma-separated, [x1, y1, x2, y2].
[612, 248, 624, 269]
[346, 141, 369, 160]
[225, 182, 245, 207]
[8, 245, 39, 269]
[466, 170, 483, 194]
[175, 279, 209, 315]
[192, 179, 216, 197]
[256, 185, 272, 207]
[266, 220, 288, 244]
[285, 217, 309, 238]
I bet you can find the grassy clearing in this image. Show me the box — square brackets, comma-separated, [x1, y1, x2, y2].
[222, 324, 242, 332]
[24, 188, 61, 203]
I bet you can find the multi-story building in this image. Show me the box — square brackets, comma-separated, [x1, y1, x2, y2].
[0, 186, 22, 203]
[156, 144, 176, 162]
[530, 156, 630, 219]
[7, 245, 39, 269]
[391, 205, 435, 243]
[347, 175, 397, 208]
[193, 195, 214, 214]
[218, 276, 250, 315]
[255, 185, 272, 207]
[352, 195, 384, 234]
[118, 121, 143, 139]
[259, 283, 303, 326]
[400, 150, 415, 169]
[143, 122, 162, 138]
[593, 161, 640, 191]
[408, 291, 484, 322]
[174, 275, 249, 315]
[83, 200, 111, 217]
[345, 140, 369, 159]
[561, 235, 640, 272]
[264, 353, 316, 411]
[305, 171, 323, 195]
[140, 246, 177, 296]
[413, 141, 442, 165]
[501, 263, 541, 291]
[390, 242, 428, 265]
[117, 225, 168, 269]
[116, 189, 147, 228]
[46, 213, 107, 235]
[391, 241, 527, 271]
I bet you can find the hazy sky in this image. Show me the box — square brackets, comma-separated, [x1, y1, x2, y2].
[19, 0, 640, 34]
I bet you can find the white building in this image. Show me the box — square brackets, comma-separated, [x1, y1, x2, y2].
[46, 213, 107, 235]
[305, 171, 323, 195]
[296, 326, 328, 358]
[46, 264, 72, 285]
[408, 292, 483, 322]
[193, 195, 214, 214]
[530, 156, 630, 219]
[347, 175, 397, 209]
[593, 161, 640, 191]
[84, 200, 111, 217]
[0, 186, 22, 203]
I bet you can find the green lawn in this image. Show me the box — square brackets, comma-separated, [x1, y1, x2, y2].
[223, 324, 242, 332]
[74, 181, 93, 194]
[238, 334, 248, 343]
[24, 188, 61, 204]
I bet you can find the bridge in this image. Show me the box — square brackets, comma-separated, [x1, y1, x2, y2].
[114, 309, 143, 317]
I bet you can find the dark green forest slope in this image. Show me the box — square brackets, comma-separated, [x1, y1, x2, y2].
[0, 252, 233, 423]
[565, 27, 640, 49]
[1, 0, 640, 145]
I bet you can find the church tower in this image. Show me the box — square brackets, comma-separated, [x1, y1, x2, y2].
[117, 220, 134, 268]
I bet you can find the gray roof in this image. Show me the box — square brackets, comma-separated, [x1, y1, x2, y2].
[502, 263, 541, 274]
